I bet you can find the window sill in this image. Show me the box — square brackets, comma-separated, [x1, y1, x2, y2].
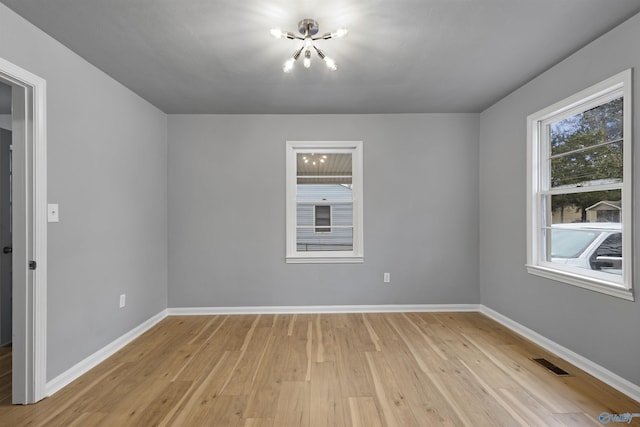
[286, 256, 364, 264]
[526, 264, 634, 301]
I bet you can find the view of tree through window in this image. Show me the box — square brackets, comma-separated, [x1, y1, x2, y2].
[543, 95, 625, 278]
[548, 97, 623, 224]
[527, 70, 631, 298]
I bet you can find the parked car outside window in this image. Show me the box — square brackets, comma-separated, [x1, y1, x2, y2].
[550, 223, 622, 275]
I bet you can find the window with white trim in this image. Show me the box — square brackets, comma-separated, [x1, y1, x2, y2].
[527, 69, 633, 300]
[286, 141, 363, 263]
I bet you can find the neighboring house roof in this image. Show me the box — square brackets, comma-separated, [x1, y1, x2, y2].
[585, 200, 622, 211]
[296, 184, 353, 201]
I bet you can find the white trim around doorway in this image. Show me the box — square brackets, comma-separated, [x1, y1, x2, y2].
[0, 56, 48, 404]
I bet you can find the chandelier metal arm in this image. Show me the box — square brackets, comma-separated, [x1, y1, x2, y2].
[286, 32, 304, 40]
[313, 45, 326, 59]
[292, 46, 304, 60]
[314, 33, 334, 40]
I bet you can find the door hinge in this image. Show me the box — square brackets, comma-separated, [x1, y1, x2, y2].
[29, 260, 37, 270]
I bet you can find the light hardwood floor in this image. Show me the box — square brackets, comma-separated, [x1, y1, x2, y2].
[0, 312, 639, 426]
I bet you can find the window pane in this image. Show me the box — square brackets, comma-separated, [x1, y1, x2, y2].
[297, 153, 352, 184]
[297, 227, 353, 252]
[548, 228, 600, 258]
[550, 97, 623, 157]
[546, 189, 622, 276]
[550, 141, 622, 188]
[549, 190, 621, 225]
[545, 228, 622, 276]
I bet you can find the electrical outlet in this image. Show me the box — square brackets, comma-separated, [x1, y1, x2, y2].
[119, 294, 126, 308]
[383, 273, 391, 283]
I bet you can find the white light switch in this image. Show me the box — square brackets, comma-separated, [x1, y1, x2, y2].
[48, 204, 60, 222]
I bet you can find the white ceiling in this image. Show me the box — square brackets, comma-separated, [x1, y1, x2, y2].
[2, 0, 640, 114]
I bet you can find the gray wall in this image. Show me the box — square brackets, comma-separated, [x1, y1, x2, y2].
[1, 4, 168, 380]
[479, 13, 640, 386]
[168, 114, 480, 307]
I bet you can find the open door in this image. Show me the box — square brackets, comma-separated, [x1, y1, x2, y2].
[0, 128, 11, 348]
[0, 57, 48, 405]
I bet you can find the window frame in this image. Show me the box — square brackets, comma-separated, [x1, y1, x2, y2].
[526, 69, 633, 300]
[285, 141, 364, 263]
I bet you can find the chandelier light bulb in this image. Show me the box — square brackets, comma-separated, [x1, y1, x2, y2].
[302, 154, 327, 165]
[332, 28, 349, 38]
[283, 46, 304, 72]
[303, 50, 311, 68]
[283, 58, 295, 72]
[324, 56, 337, 71]
[270, 28, 284, 39]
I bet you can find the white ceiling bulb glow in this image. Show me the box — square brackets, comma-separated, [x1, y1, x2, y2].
[283, 59, 294, 73]
[283, 46, 304, 72]
[270, 28, 283, 38]
[332, 28, 348, 38]
[271, 19, 346, 71]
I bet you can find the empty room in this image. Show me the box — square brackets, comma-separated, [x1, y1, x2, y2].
[1, 0, 640, 425]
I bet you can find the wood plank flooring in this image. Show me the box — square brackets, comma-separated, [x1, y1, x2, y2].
[1, 312, 639, 426]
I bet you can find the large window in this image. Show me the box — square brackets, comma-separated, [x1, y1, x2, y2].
[527, 70, 633, 300]
[286, 141, 363, 263]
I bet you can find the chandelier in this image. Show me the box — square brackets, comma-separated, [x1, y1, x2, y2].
[270, 19, 348, 72]
[301, 154, 328, 166]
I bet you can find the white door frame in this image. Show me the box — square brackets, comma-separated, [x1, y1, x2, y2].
[0, 56, 47, 404]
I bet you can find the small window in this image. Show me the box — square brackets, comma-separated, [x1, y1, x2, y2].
[314, 205, 331, 233]
[527, 69, 633, 300]
[286, 141, 363, 263]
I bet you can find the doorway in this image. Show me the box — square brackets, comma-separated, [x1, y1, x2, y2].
[0, 82, 11, 403]
[0, 128, 11, 348]
[0, 57, 48, 405]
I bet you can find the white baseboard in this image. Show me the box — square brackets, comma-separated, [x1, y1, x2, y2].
[45, 309, 168, 397]
[167, 304, 481, 315]
[479, 305, 640, 404]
